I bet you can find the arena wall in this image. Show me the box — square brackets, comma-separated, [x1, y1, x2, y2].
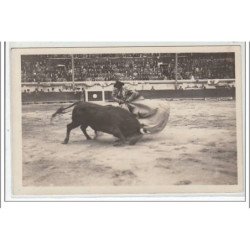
[22, 88, 235, 103]
[21, 79, 235, 103]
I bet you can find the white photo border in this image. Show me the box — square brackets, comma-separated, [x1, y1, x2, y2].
[4, 42, 246, 202]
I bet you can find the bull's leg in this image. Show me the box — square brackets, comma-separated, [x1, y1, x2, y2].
[63, 122, 80, 144]
[128, 134, 143, 145]
[80, 124, 92, 140]
[93, 130, 99, 139]
[112, 127, 126, 146]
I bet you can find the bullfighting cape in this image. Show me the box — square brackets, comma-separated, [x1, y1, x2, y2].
[121, 99, 170, 134]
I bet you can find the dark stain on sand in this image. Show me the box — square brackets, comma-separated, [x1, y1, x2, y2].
[157, 157, 172, 162]
[175, 180, 192, 185]
[155, 157, 172, 169]
[112, 170, 137, 186]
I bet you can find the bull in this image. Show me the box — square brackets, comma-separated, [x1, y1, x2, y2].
[51, 102, 147, 146]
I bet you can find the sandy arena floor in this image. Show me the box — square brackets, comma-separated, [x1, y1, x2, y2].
[22, 99, 237, 187]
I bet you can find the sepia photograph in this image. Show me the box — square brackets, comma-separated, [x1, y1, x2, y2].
[6, 43, 245, 200]
[2, 1, 250, 249]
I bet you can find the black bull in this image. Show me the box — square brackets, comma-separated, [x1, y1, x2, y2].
[51, 102, 146, 146]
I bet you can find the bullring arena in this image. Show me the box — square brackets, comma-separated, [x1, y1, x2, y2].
[20, 52, 238, 189]
[22, 99, 237, 187]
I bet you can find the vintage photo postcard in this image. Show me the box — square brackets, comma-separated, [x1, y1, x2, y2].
[5, 42, 245, 201]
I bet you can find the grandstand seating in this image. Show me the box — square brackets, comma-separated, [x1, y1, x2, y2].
[21, 53, 235, 83]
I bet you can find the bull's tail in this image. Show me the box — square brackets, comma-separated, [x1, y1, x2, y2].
[50, 101, 80, 122]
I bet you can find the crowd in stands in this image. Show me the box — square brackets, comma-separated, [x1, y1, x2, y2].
[21, 55, 72, 82]
[73, 54, 176, 81]
[21, 53, 235, 82]
[177, 53, 235, 80]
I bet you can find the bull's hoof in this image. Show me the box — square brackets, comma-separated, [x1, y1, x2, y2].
[113, 141, 125, 147]
[128, 134, 143, 145]
[129, 140, 137, 145]
[62, 140, 68, 144]
[86, 137, 92, 140]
